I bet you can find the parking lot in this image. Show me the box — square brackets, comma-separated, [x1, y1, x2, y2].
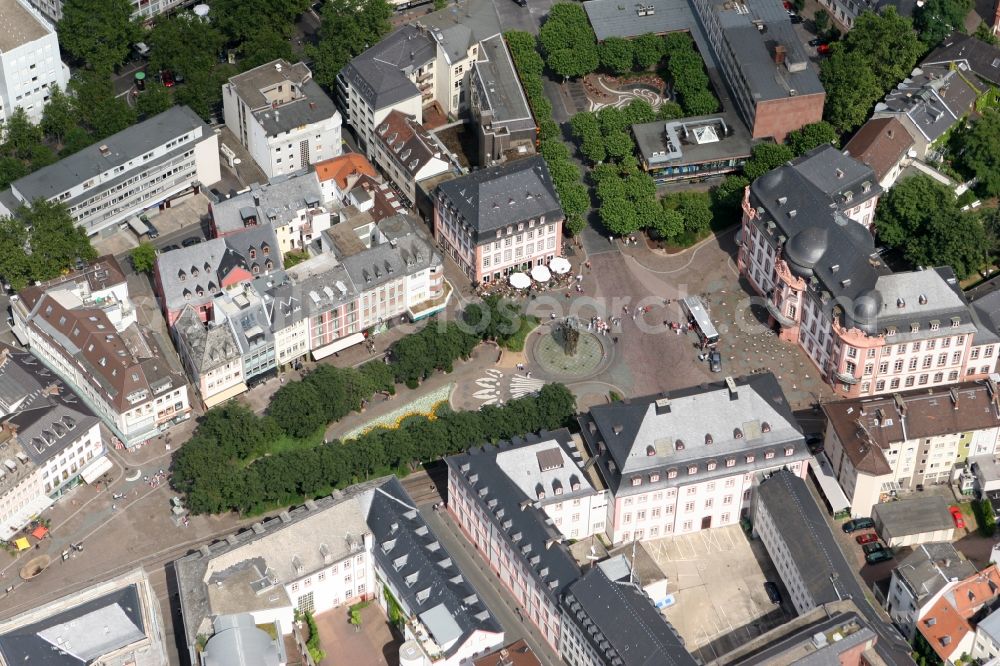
[91, 192, 212, 258]
[645, 524, 792, 663]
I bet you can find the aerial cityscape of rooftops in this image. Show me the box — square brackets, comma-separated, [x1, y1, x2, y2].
[4, 0, 1000, 664]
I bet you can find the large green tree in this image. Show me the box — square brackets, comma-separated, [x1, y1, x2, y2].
[20, 200, 97, 282]
[820, 48, 883, 133]
[875, 174, 987, 278]
[40, 86, 77, 145]
[238, 27, 298, 71]
[58, 0, 140, 71]
[786, 121, 840, 155]
[130, 243, 158, 273]
[210, 0, 310, 45]
[135, 84, 174, 119]
[147, 13, 225, 80]
[958, 109, 1000, 197]
[743, 142, 795, 180]
[175, 67, 233, 121]
[842, 8, 923, 90]
[633, 33, 665, 70]
[599, 37, 635, 75]
[306, 0, 394, 89]
[0, 216, 30, 290]
[69, 69, 137, 139]
[539, 3, 599, 79]
[914, 0, 972, 47]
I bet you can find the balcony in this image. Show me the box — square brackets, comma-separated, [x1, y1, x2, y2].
[764, 299, 796, 328]
[832, 370, 860, 385]
[408, 282, 452, 321]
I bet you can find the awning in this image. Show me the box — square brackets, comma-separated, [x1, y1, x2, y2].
[202, 382, 248, 409]
[14, 537, 29, 551]
[312, 332, 366, 360]
[80, 456, 114, 484]
[31, 525, 48, 540]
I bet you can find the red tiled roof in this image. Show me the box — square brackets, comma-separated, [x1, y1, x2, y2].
[314, 154, 376, 190]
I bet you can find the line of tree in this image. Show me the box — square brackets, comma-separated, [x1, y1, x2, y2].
[505, 31, 589, 235]
[171, 382, 577, 515]
[661, 33, 719, 117]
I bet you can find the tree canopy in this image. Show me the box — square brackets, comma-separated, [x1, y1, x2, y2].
[539, 3, 599, 79]
[600, 37, 635, 75]
[147, 14, 225, 80]
[914, 0, 972, 47]
[875, 174, 987, 278]
[786, 121, 839, 156]
[58, 0, 140, 71]
[130, 243, 158, 274]
[957, 109, 1000, 198]
[743, 142, 795, 180]
[306, 0, 394, 88]
[0, 200, 96, 289]
[663, 33, 719, 116]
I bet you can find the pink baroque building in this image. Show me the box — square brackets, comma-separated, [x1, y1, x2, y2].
[434, 156, 563, 285]
[739, 146, 997, 398]
[578, 373, 811, 544]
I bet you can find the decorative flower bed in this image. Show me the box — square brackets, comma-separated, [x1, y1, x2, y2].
[343, 384, 453, 439]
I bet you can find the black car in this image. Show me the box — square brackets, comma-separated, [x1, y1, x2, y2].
[862, 542, 885, 556]
[866, 548, 894, 564]
[709, 350, 722, 373]
[842, 517, 875, 533]
[182, 237, 202, 247]
[146, 222, 160, 239]
[764, 581, 782, 605]
[790, 13, 804, 22]
[161, 244, 180, 253]
[808, 38, 827, 46]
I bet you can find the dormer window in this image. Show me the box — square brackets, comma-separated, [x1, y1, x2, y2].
[263, 245, 270, 255]
[649, 473, 660, 483]
[765, 450, 775, 460]
[667, 469, 677, 479]
[631, 476, 642, 486]
[726, 458, 735, 467]
[249, 249, 257, 259]
[734, 428, 743, 439]
[707, 461, 717, 471]
[253, 265, 260, 274]
[785, 447, 794, 456]
[687, 465, 697, 475]
[761, 422, 771, 433]
[675, 439, 684, 451]
[746, 454, 755, 463]
[646, 445, 656, 457]
[705, 433, 713, 445]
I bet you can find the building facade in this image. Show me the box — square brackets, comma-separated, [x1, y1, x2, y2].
[223, 60, 343, 180]
[12, 257, 191, 447]
[0, 0, 69, 124]
[470, 34, 536, 166]
[579, 373, 810, 544]
[434, 156, 563, 284]
[0, 343, 104, 541]
[0, 105, 220, 236]
[916, 566, 1000, 664]
[822, 382, 1000, 517]
[25, 0, 191, 22]
[738, 145, 998, 399]
[632, 113, 752, 183]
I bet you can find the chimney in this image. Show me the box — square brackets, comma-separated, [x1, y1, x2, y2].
[774, 44, 786, 65]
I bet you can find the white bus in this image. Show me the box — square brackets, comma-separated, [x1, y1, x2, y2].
[681, 296, 719, 344]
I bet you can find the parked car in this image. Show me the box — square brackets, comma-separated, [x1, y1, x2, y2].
[862, 542, 886, 556]
[790, 13, 804, 23]
[866, 548, 894, 564]
[950, 506, 966, 529]
[855, 533, 879, 545]
[146, 222, 160, 239]
[808, 38, 826, 46]
[817, 43, 831, 54]
[842, 517, 875, 533]
[160, 70, 175, 87]
[764, 581, 782, 605]
[74, 257, 86, 271]
[161, 244, 180, 253]
[709, 350, 722, 373]
[182, 236, 202, 247]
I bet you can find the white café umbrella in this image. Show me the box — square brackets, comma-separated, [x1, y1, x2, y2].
[509, 272, 532, 289]
[549, 257, 571, 274]
[531, 264, 552, 282]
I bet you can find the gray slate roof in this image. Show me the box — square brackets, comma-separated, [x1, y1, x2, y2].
[436, 156, 563, 244]
[924, 32, 1000, 87]
[365, 476, 501, 656]
[872, 496, 955, 537]
[212, 173, 322, 235]
[445, 430, 584, 602]
[12, 106, 209, 202]
[473, 34, 533, 125]
[579, 373, 805, 493]
[418, 0, 501, 63]
[173, 307, 242, 374]
[563, 567, 697, 666]
[156, 226, 280, 315]
[749, 145, 883, 329]
[202, 614, 282, 666]
[583, 0, 699, 40]
[874, 64, 981, 144]
[0, 343, 99, 469]
[339, 25, 434, 110]
[894, 543, 975, 607]
[0, 583, 145, 666]
[226, 61, 338, 135]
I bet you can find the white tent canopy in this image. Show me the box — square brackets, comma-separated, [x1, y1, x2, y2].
[531, 265, 551, 282]
[549, 257, 571, 274]
[509, 272, 531, 289]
